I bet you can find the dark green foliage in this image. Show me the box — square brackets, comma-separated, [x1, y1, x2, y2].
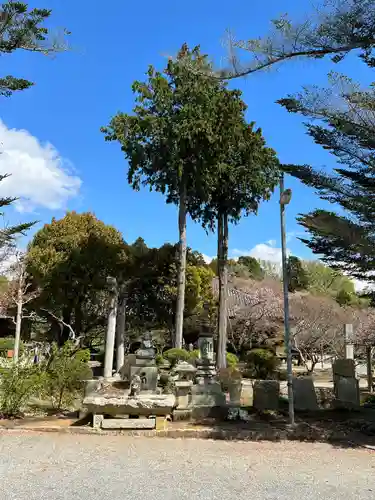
[281, 73, 375, 284]
[246, 348, 280, 379]
[102, 44, 227, 209]
[27, 212, 127, 345]
[0, 1, 70, 96]
[287, 256, 309, 292]
[238, 256, 264, 280]
[42, 342, 92, 411]
[102, 44, 236, 348]
[0, 363, 45, 417]
[125, 239, 214, 338]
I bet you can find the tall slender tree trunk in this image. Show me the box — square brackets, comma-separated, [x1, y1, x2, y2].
[217, 211, 228, 369]
[174, 179, 187, 348]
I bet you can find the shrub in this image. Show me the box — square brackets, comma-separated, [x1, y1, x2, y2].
[156, 354, 168, 366]
[0, 363, 45, 417]
[246, 349, 280, 379]
[43, 342, 92, 411]
[187, 349, 200, 366]
[188, 349, 200, 360]
[163, 348, 190, 367]
[226, 352, 239, 368]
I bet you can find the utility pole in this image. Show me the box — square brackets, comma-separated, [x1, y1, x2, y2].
[279, 173, 295, 426]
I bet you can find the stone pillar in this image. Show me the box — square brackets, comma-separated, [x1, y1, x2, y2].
[104, 277, 118, 379]
[344, 324, 354, 360]
[116, 289, 127, 373]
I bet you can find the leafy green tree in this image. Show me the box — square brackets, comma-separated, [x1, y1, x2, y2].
[303, 260, 356, 297]
[102, 44, 229, 349]
[43, 342, 91, 411]
[26, 212, 127, 345]
[246, 349, 280, 380]
[238, 256, 265, 280]
[193, 114, 280, 368]
[125, 240, 215, 343]
[0, 1, 70, 97]
[287, 256, 309, 293]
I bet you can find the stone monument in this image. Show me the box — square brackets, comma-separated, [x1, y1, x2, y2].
[292, 377, 319, 411]
[129, 332, 158, 392]
[83, 332, 175, 429]
[191, 330, 226, 417]
[332, 358, 360, 409]
[253, 380, 280, 411]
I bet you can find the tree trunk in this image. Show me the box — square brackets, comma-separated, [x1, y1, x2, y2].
[116, 292, 127, 373]
[174, 179, 187, 348]
[13, 294, 22, 364]
[217, 211, 228, 370]
[60, 306, 73, 346]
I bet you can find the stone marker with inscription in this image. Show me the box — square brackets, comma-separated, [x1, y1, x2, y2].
[292, 377, 319, 411]
[253, 380, 280, 411]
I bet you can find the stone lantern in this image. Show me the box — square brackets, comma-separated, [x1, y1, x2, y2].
[195, 331, 216, 384]
[173, 361, 197, 420]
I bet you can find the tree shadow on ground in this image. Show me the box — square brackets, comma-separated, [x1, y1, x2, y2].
[184, 407, 375, 449]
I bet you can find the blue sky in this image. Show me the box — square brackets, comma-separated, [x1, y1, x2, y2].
[0, 0, 372, 263]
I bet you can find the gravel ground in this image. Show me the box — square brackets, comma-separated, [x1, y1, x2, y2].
[0, 434, 374, 500]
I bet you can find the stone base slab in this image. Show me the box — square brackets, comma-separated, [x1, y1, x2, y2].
[191, 405, 228, 419]
[101, 418, 156, 430]
[173, 409, 193, 421]
[84, 393, 175, 417]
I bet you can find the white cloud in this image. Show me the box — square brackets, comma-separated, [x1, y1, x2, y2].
[202, 254, 214, 264]
[0, 120, 81, 212]
[232, 241, 290, 264]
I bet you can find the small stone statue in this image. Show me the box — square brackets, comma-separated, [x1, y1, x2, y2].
[136, 331, 156, 359]
[129, 374, 141, 397]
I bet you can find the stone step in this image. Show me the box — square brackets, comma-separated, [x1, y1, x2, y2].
[101, 418, 156, 430]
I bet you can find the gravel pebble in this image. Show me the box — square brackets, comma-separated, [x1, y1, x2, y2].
[0, 434, 374, 499]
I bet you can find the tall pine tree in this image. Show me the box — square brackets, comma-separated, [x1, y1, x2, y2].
[281, 73, 375, 283]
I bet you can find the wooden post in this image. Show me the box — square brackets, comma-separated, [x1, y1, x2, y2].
[367, 346, 373, 392]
